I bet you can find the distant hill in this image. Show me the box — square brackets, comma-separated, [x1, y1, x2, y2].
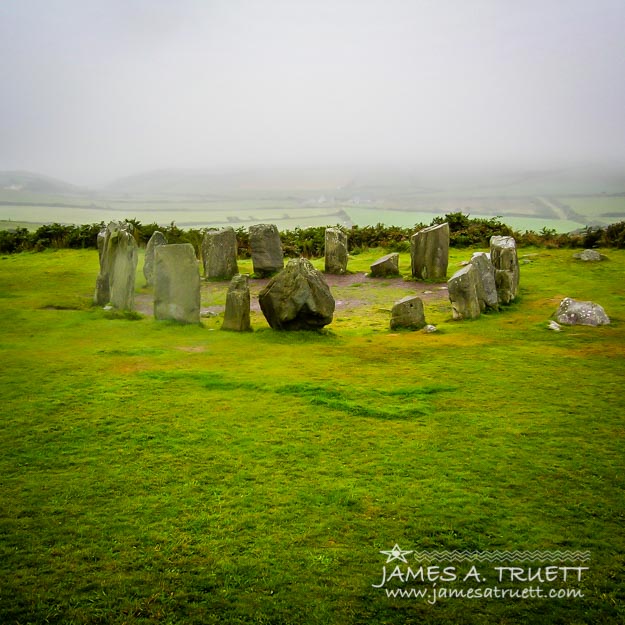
[103, 165, 625, 198]
[4, 165, 623, 199]
[0, 171, 85, 195]
[102, 168, 354, 197]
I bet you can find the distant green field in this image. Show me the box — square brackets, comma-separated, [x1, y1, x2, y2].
[0, 220, 45, 231]
[342, 207, 588, 233]
[2, 166, 624, 235]
[0, 203, 347, 230]
[491, 215, 587, 233]
[341, 206, 439, 228]
[1, 187, 623, 233]
[558, 196, 625, 222]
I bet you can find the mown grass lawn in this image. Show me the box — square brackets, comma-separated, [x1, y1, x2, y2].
[0, 246, 624, 624]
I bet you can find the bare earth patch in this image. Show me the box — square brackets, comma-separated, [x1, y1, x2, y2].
[175, 345, 208, 353]
[135, 271, 449, 318]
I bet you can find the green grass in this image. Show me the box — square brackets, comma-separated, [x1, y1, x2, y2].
[557, 196, 625, 222]
[342, 207, 590, 233]
[0, 247, 624, 623]
[498, 216, 588, 233]
[0, 220, 47, 231]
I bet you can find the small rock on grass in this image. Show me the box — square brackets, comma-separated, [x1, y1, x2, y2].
[390, 296, 425, 330]
[573, 249, 608, 262]
[555, 297, 610, 326]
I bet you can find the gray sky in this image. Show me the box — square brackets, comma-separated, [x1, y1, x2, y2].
[1, 0, 624, 185]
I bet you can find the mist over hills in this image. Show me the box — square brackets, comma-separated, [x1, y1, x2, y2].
[0, 171, 85, 196]
[9, 165, 625, 198]
[0, 166, 625, 199]
[6, 164, 623, 199]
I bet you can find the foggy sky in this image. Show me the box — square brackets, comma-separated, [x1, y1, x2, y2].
[1, 0, 624, 185]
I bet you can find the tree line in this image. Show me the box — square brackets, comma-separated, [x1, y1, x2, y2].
[1, 213, 624, 255]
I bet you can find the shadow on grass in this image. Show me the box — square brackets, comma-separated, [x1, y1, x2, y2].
[142, 371, 455, 421]
[252, 327, 340, 343]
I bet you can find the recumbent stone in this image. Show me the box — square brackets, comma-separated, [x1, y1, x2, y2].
[370, 253, 399, 277]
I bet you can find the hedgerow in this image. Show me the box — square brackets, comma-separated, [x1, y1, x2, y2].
[1, 214, 624, 256]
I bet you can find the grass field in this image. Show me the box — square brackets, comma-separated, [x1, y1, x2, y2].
[2, 175, 624, 233]
[3, 166, 625, 234]
[558, 196, 625, 222]
[0, 200, 340, 228]
[0, 200, 596, 234]
[341, 207, 589, 233]
[0, 246, 624, 624]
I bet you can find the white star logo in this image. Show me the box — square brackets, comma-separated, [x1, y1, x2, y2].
[380, 544, 413, 563]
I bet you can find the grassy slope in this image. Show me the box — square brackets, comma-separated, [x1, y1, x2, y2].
[0, 248, 624, 624]
[559, 196, 625, 221]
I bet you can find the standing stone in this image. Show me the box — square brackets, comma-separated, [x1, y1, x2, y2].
[249, 224, 283, 277]
[95, 222, 115, 306]
[153, 244, 200, 324]
[94, 221, 138, 310]
[202, 227, 238, 280]
[259, 258, 335, 330]
[411, 222, 449, 281]
[221, 274, 251, 332]
[390, 296, 426, 330]
[370, 253, 399, 277]
[470, 252, 499, 311]
[96, 224, 107, 266]
[109, 228, 138, 311]
[448, 264, 481, 320]
[490, 236, 520, 305]
[555, 298, 610, 326]
[324, 228, 348, 274]
[143, 231, 167, 286]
